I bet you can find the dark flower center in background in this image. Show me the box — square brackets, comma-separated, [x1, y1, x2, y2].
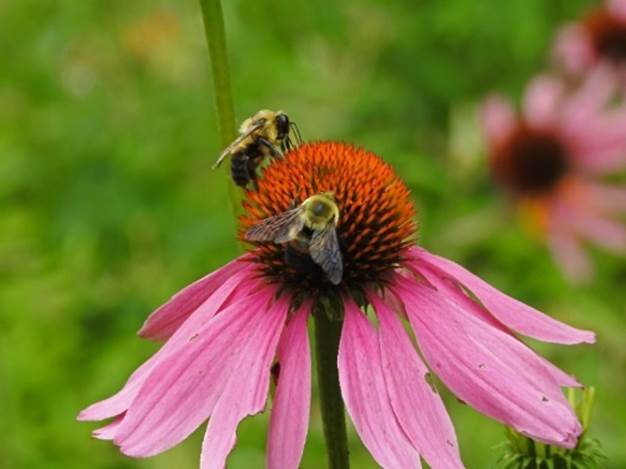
[491, 128, 570, 196]
[587, 8, 626, 65]
[240, 142, 417, 296]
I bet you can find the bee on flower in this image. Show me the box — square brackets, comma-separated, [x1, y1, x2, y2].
[79, 142, 595, 469]
[213, 109, 302, 189]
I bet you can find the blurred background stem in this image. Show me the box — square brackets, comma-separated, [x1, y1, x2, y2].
[314, 310, 350, 469]
[198, 0, 243, 232]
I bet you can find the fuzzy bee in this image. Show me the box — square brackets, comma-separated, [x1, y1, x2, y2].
[245, 192, 343, 285]
[212, 109, 302, 188]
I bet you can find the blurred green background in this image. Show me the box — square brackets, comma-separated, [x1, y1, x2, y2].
[1, 0, 624, 467]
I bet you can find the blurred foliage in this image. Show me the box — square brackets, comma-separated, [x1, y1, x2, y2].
[1, 0, 624, 468]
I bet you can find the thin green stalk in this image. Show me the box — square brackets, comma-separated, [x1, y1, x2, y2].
[198, 0, 243, 226]
[314, 310, 350, 469]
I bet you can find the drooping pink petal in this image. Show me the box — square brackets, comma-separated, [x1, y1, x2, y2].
[562, 66, 616, 137]
[408, 247, 595, 344]
[539, 356, 582, 388]
[552, 25, 594, 76]
[414, 263, 510, 333]
[78, 356, 158, 423]
[410, 266, 581, 388]
[338, 297, 421, 469]
[392, 276, 582, 448]
[546, 222, 593, 284]
[92, 415, 124, 441]
[573, 110, 626, 174]
[267, 302, 312, 469]
[371, 293, 464, 469]
[583, 182, 626, 213]
[77, 269, 254, 422]
[575, 146, 626, 174]
[481, 96, 516, 150]
[523, 75, 564, 129]
[112, 286, 278, 457]
[200, 296, 289, 469]
[138, 254, 253, 340]
[568, 207, 626, 253]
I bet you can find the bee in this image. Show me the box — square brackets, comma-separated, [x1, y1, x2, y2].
[245, 192, 343, 285]
[212, 109, 302, 188]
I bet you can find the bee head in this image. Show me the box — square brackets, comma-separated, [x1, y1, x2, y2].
[303, 193, 339, 227]
[275, 112, 290, 139]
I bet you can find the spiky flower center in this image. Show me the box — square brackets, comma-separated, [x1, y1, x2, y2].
[587, 8, 626, 65]
[490, 127, 570, 196]
[240, 142, 416, 295]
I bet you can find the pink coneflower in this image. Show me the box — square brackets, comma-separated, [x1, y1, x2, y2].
[554, 0, 626, 79]
[79, 142, 594, 468]
[482, 70, 626, 281]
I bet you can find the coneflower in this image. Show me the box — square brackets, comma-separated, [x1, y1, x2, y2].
[482, 69, 626, 281]
[79, 142, 594, 468]
[554, 0, 626, 79]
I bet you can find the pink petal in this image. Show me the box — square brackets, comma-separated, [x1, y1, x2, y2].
[523, 75, 564, 129]
[138, 254, 253, 340]
[92, 415, 124, 441]
[583, 182, 626, 213]
[609, 0, 626, 20]
[113, 286, 278, 457]
[392, 276, 582, 448]
[338, 297, 421, 469]
[481, 96, 516, 150]
[77, 269, 253, 422]
[573, 111, 626, 174]
[78, 356, 159, 422]
[562, 66, 616, 137]
[371, 293, 464, 469]
[267, 303, 312, 469]
[412, 266, 581, 388]
[552, 196, 626, 254]
[200, 296, 289, 469]
[414, 264, 510, 334]
[408, 247, 595, 344]
[539, 357, 582, 388]
[575, 147, 626, 174]
[571, 210, 626, 253]
[552, 25, 594, 75]
[546, 221, 593, 283]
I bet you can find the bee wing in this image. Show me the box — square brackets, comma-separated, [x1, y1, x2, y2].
[212, 122, 265, 169]
[244, 207, 304, 243]
[310, 226, 343, 285]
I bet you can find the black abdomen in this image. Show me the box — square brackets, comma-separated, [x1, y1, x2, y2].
[231, 146, 265, 188]
[230, 152, 251, 187]
[284, 233, 323, 281]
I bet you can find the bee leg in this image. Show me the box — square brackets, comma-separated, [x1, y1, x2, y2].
[282, 136, 294, 153]
[258, 138, 282, 158]
[290, 122, 303, 145]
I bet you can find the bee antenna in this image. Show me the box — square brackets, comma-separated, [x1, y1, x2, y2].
[290, 122, 303, 145]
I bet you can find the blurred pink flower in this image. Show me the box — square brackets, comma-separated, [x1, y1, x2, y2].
[554, 0, 626, 80]
[79, 143, 595, 468]
[482, 69, 626, 281]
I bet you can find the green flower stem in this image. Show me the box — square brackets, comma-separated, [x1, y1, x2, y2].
[198, 0, 243, 226]
[314, 310, 350, 469]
